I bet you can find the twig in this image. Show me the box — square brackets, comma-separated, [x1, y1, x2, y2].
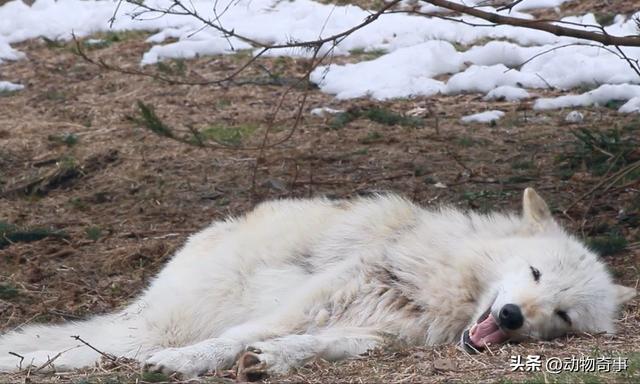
[127, 0, 402, 50]
[510, 43, 630, 72]
[496, 0, 526, 12]
[71, 335, 117, 362]
[446, 148, 474, 176]
[249, 44, 323, 200]
[563, 159, 640, 214]
[33, 351, 64, 373]
[73, 34, 270, 87]
[8, 352, 24, 370]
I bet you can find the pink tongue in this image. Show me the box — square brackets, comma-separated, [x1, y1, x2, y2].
[469, 314, 508, 347]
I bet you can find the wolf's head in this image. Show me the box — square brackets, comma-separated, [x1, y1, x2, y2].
[461, 188, 636, 353]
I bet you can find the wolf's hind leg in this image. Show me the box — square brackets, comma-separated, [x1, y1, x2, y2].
[237, 328, 383, 380]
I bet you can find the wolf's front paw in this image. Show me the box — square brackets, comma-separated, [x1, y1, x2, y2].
[237, 339, 309, 380]
[145, 347, 207, 378]
[145, 339, 241, 378]
[237, 348, 269, 382]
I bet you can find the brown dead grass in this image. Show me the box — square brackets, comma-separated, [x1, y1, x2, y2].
[0, 3, 639, 383]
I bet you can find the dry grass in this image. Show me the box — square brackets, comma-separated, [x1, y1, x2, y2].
[0, 4, 639, 382]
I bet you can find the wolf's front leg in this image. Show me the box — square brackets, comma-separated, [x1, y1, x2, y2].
[237, 328, 383, 380]
[144, 317, 309, 377]
[144, 337, 243, 378]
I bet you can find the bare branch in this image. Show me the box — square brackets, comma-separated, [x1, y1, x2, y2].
[8, 352, 24, 370]
[71, 335, 117, 362]
[496, 0, 526, 13]
[420, 0, 640, 46]
[125, 0, 402, 50]
[73, 33, 272, 86]
[509, 43, 629, 71]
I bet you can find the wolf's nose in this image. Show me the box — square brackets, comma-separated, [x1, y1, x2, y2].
[499, 304, 524, 330]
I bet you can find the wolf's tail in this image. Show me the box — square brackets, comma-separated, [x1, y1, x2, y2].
[0, 311, 146, 371]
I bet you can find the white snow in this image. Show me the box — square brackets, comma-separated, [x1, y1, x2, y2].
[85, 38, 106, 45]
[484, 85, 530, 101]
[0, 81, 24, 92]
[534, 84, 640, 110]
[141, 34, 251, 65]
[311, 41, 463, 100]
[619, 97, 640, 113]
[310, 107, 344, 117]
[446, 64, 547, 94]
[0, 0, 639, 111]
[0, 38, 25, 64]
[461, 110, 505, 124]
[513, 0, 570, 12]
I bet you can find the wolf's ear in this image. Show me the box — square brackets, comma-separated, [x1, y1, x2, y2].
[615, 285, 636, 305]
[522, 187, 552, 225]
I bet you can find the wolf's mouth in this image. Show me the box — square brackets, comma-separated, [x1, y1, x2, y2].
[461, 307, 509, 353]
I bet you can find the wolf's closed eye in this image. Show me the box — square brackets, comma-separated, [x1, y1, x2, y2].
[530, 266, 541, 282]
[555, 309, 572, 325]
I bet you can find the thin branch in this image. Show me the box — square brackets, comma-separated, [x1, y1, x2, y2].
[496, 0, 526, 12]
[71, 335, 117, 362]
[250, 44, 324, 199]
[563, 159, 640, 214]
[126, 0, 402, 50]
[510, 43, 629, 71]
[614, 44, 640, 78]
[420, 0, 640, 46]
[8, 352, 24, 370]
[32, 352, 63, 373]
[73, 33, 271, 86]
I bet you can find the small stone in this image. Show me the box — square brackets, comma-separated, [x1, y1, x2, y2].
[433, 358, 457, 372]
[565, 110, 584, 123]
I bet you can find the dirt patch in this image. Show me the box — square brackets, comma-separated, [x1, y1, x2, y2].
[0, 16, 638, 384]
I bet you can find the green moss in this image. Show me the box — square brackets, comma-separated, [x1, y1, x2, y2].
[0, 284, 19, 300]
[587, 234, 628, 256]
[0, 220, 66, 249]
[198, 123, 258, 147]
[140, 371, 170, 383]
[330, 107, 423, 129]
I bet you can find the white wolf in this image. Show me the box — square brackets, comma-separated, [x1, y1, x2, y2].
[0, 188, 635, 378]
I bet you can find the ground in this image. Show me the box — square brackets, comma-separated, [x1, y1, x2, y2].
[0, 2, 639, 383]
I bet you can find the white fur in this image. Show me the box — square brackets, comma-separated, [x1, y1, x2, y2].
[0, 190, 635, 378]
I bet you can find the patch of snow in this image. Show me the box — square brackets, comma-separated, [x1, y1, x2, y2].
[85, 38, 106, 45]
[534, 84, 640, 110]
[311, 41, 464, 100]
[446, 64, 546, 94]
[406, 106, 428, 117]
[0, 80, 24, 92]
[462, 41, 544, 68]
[310, 107, 344, 117]
[619, 97, 640, 113]
[0, 36, 25, 64]
[434, 182, 447, 189]
[484, 85, 530, 101]
[141, 33, 251, 65]
[461, 110, 505, 124]
[513, 0, 571, 12]
[0, 0, 639, 106]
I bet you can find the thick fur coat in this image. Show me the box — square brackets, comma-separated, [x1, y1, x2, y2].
[0, 188, 635, 378]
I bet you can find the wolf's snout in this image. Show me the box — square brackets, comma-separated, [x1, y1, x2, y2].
[499, 304, 524, 330]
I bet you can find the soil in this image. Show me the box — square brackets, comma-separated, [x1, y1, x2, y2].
[0, 3, 639, 383]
